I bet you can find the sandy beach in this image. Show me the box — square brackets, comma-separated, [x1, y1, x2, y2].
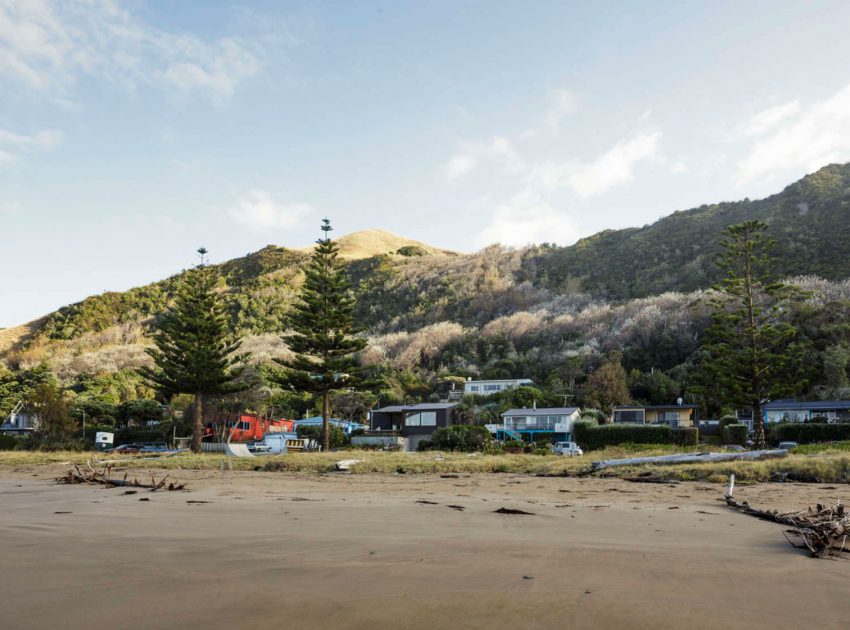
[2, 467, 850, 629]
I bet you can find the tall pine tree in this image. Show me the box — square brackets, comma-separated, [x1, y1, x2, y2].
[274, 219, 367, 451]
[140, 249, 248, 453]
[701, 221, 803, 448]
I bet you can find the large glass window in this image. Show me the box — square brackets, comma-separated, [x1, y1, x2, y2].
[615, 410, 644, 423]
[405, 411, 437, 427]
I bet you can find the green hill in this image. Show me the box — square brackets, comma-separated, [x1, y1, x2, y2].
[3, 163, 850, 382]
[533, 163, 850, 299]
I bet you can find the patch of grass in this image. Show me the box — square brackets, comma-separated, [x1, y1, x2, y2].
[2, 446, 850, 483]
[790, 441, 850, 455]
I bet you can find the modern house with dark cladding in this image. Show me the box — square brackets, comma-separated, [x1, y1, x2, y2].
[763, 400, 850, 424]
[369, 402, 460, 451]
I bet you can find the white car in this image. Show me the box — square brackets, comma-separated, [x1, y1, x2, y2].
[552, 441, 583, 456]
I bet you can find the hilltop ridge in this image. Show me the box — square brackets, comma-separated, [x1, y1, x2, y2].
[296, 228, 457, 260]
[3, 162, 850, 374]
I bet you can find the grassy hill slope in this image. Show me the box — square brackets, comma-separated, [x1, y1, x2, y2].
[3, 164, 850, 378]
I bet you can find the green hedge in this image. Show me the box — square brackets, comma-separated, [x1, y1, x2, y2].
[296, 425, 348, 449]
[723, 424, 748, 446]
[673, 427, 699, 446]
[574, 422, 673, 451]
[718, 416, 738, 438]
[776, 423, 850, 444]
[431, 425, 492, 452]
[0, 434, 21, 450]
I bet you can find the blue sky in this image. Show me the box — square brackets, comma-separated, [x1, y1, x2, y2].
[3, 0, 850, 327]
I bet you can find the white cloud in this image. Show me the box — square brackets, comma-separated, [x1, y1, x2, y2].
[543, 88, 578, 132]
[669, 160, 688, 174]
[0, 0, 262, 105]
[443, 136, 525, 181]
[444, 154, 476, 180]
[0, 126, 64, 164]
[745, 100, 800, 137]
[227, 190, 312, 231]
[525, 131, 660, 198]
[735, 84, 850, 185]
[475, 190, 580, 248]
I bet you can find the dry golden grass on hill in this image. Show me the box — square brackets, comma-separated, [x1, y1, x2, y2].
[296, 228, 457, 260]
[0, 318, 46, 356]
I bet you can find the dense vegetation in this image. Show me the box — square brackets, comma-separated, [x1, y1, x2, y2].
[3, 164, 850, 439]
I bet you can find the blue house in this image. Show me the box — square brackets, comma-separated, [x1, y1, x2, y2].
[488, 407, 581, 442]
[293, 417, 367, 435]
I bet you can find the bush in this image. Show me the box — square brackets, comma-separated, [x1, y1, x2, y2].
[579, 409, 605, 424]
[431, 425, 492, 452]
[396, 245, 427, 257]
[0, 434, 21, 450]
[574, 422, 673, 450]
[503, 439, 525, 453]
[673, 427, 699, 447]
[15, 434, 90, 451]
[572, 421, 596, 447]
[416, 439, 433, 452]
[718, 415, 738, 438]
[776, 423, 850, 444]
[296, 425, 348, 449]
[723, 424, 748, 446]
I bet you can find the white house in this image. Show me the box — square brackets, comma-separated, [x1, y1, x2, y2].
[463, 378, 534, 396]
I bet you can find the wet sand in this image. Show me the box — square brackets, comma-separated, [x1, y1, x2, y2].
[2, 467, 850, 629]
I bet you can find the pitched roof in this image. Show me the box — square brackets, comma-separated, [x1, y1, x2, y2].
[501, 407, 580, 417]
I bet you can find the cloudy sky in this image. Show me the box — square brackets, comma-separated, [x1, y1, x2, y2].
[3, 0, 850, 327]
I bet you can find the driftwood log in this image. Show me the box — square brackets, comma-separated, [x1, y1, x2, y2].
[56, 461, 185, 492]
[724, 474, 848, 558]
[592, 449, 787, 472]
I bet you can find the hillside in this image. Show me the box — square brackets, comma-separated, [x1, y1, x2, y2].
[533, 164, 850, 299]
[3, 164, 850, 388]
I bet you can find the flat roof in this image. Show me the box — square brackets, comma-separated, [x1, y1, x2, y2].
[501, 407, 579, 417]
[613, 405, 698, 410]
[465, 378, 534, 384]
[372, 402, 460, 413]
[764, 400, 850, 411]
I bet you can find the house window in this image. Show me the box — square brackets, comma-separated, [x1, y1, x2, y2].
[405, 411, 437, 427]
[239, 421, 251, 431]
[485, 384, 501, 392]
[616, 410, 643, 423]
[469, 386, 479, 392]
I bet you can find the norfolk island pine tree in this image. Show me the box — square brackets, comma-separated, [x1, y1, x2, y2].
[273, 220, 368, 452]
[140, 248, 249, 453]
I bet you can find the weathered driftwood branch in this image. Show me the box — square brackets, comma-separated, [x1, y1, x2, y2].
[724, 474, 847, 558]
[56, 461, 185, 491]
[591, 449, 787, 472]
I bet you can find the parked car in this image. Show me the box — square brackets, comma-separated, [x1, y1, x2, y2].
[247, 442, 272, 454]
[112, 443, 144, 453]
[778, 441, 798, 450]
[552, 441, 583, 456]
[140, 442, 171, 452]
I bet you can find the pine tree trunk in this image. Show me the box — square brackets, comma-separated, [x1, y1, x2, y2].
[322, 389, 330, 452]
[753, 398, 765, 449]
[193, 393, 203, 454]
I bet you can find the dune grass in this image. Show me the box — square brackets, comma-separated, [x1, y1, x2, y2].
[1, 444, 849, 483]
